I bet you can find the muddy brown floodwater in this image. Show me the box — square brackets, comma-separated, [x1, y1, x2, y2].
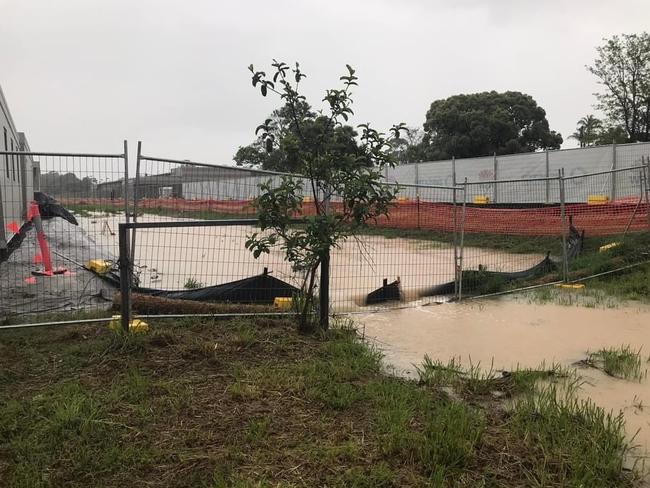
[357, 300, 650, 472]
[77, 214, 544, 311]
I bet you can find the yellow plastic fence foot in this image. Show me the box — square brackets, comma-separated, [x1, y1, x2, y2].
[107, 315, 150, 334]
[273, 297, 293, 310]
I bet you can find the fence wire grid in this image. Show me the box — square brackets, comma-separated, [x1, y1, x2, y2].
[1, 142, 649, 327]
[0, 147, 127, 321]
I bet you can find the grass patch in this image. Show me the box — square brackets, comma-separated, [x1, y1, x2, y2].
[183, 276, 204, 289]
[513, 382, 632, 487]
[0, 318, 638, 487]
[66, 203, 123, 217]
[525, 286, 620, 308]
[584, 345, 647, 381]
[586, 263, 650, 303]
[357, 226, 563, 255]
[416, 355, 567, 398]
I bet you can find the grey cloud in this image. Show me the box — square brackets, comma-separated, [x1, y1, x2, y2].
[1, 0, 649, 163]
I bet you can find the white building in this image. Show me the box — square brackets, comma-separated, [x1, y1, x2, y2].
[0, 84, 39, 257]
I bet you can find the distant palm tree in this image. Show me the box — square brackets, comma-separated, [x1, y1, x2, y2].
[570, 115, 602, 147]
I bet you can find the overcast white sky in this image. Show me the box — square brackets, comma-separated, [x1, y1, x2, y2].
[1, 0, 649, 164]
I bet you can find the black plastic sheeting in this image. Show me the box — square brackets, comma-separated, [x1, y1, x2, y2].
[137, 269, 298, 304]
[367, 222, 585, 304]
[99, 268, 298, 305]
[419, 254, 556, 298]
[365, 278, 402, 305]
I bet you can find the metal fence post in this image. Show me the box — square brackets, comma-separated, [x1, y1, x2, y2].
[123, 140, 130, 224]
[0, 167, 4, 253]
[130, 141, 142, 264]
[611, 141, 617, 200]
[493, 152, 498, 203]
[319, 248, 330, 330]
[452, 156, 456, 186]
[452, 186, 459, 298]
[19, 152, 28, 219]
[458, 179, 468, 301]
[643, 156, 650, 232]
[622, 169, 645, 240]
[118, 223, 132, 333]
[545, 149, 550, 204]
[559, 169, 568, 283]
[414, 161, 419, 186]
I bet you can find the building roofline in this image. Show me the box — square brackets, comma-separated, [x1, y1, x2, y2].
[0, 84, 19, 136]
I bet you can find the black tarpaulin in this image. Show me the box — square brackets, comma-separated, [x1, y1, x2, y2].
[365, 278, 402, 305]
[136, 269, 298, 304]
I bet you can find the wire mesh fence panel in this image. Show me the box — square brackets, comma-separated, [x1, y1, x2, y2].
[563, 166, 648, 236]
[562, 165, 650, 282]
[0, 150, 127, 320]
[123, 221, 303, 315]
[615, 143, 650, 170]
[497, 152, 548, 181]
[133, 155, 303, 222]
[330, 184, 461, 311]
[550, 145, 614, 178]
[455, 155, 496, 189]
[416, 160, 455, 186]
[458, 178, 565, 297]
[383, 142, 650, 188]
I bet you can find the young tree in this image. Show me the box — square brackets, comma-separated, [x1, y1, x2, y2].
[244, 61, 404, 330]
[587, 33, 650, 142]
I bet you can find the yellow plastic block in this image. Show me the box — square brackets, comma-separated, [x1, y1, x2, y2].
[273, 297, 293, 310]
[86, 259, 112, 275]
[397, 196, 410, 202]
[588, 194, 609, 205]
[473, 195, 490, 205]
[554, 283, 586, 289]
[303, 196, 314, 203]
[107, 315, 150, 334]
[599, 242, 620, 253]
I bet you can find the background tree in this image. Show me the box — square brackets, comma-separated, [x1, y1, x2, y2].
[569, 115, 602, 147]
[390, 126, 428, 164]
[594, 125, 629, 145]
[419, 91, 563, 160]
[244, 61, 404, 330]
[587, 32, 650, 142]
[234, 101, 314, 171]
[40, 172, 97, 197]
[234, 100, 369, 173]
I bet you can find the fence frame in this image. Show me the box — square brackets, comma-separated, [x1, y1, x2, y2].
[0, 145, 129, 326]
[117, 218, 316, 331]
[2, 143, 650, 329]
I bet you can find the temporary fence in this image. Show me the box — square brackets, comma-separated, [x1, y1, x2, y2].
[385, 141, 650, 190]
[0, 144, 128, 322]
[1, 142, 649, 329]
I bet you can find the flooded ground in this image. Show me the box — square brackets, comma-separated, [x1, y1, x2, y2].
[75, 213, 544, 311]
[357, 299, 650, 468]
[1, 212, 545, 316]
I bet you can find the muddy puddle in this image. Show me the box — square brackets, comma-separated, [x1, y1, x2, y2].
[357, 300, 650, 468]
